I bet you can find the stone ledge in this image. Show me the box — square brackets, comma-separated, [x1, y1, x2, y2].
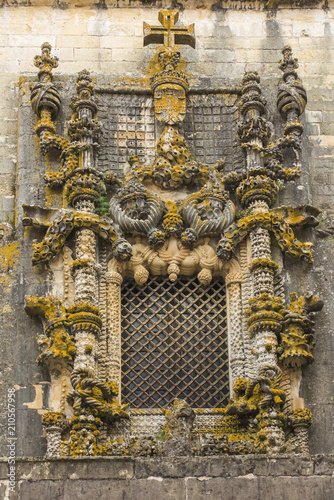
[0, 0, 324, 10]
[134, 454, 316, 478]
[313, 454, 334, 475]
[0, 457, 134, 481]
[0, 454, 333, 481]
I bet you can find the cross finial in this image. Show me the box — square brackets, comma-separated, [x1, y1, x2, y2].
[34, 42, 59, 82]
[144, 10, 195, 49]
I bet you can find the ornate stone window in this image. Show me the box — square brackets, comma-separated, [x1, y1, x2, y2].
[24, 11, 323, 459]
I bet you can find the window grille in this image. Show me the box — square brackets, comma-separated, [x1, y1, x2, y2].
[121, 276, 229, 408]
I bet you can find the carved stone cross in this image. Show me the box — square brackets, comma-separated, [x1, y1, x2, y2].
[144, 10, 195, 49]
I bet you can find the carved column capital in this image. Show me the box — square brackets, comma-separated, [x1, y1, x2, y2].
[225, 272, 243, 288]
[106, 270, 123, 286]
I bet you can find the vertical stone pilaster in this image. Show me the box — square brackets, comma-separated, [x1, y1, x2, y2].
[106, 270, 123, 397]
[98, 243, 108, 380]
[67, 70, 103, 376]
[249, 225, 279, 369]
[226, 273, 244, 389]
[294, 425, 310, 455]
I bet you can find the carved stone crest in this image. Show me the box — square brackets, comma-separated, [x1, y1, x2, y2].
[153, 82, 187, 124]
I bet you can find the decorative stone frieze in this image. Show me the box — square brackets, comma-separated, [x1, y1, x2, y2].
[25, 13, 323, 458]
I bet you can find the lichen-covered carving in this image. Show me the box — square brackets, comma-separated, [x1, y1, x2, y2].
[42, 411, 67, 458]
[162, 399, 195, 456]
[226, 367, 285, 415]
[182, 164, 235, 240]
[25, 296, 75, 365]
[31, 48, 109, 212]
[279, 293, 323, 368]
[66, 368, 129, 456]
[278, 45, 307, 137]
[31, 43, 61, 147]
[245, 294, 285, 338]
[31, 211, 120, 265]
[67, 368, 128, 422]
[225, 50, 307, 213]
[287, 408, 312, 454]
[151, 45, 189, 125]
[217, 213, 313, 263]
[109, 176, 165, 236]
[238, 71, 271, 146]
[226, 367, 286, 454]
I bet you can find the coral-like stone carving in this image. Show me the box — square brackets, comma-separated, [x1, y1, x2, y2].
[42, 411, 67, 458]
[25, 296, 75, 365]
[279, 293, 323, 368]
[66, 368, 129, 456]
[31, 211, 121, 265]
[162, 399, 195, 456]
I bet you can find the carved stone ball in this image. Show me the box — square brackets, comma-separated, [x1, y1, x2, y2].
[181, 228, 197, 248]
[134, 265, 149, 286]
[168, 263, 180, 282]
[197, 268, 212, 286]
[115, 238, 132, 262]
[31, 82, 61, 117]
[148, 229, 166, 247]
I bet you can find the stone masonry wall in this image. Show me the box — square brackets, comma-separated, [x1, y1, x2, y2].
[0, 455, 333, 499]
[0, 1, 334, 218]
[0, 0, 333, 472]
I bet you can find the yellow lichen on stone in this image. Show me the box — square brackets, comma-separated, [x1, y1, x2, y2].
[0, 240, 20, 289]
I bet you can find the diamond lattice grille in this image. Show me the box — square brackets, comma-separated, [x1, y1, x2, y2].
[121, 276, 229, 408]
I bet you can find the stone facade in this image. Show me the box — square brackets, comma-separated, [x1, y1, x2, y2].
[0, 455, 333, 500]
[0, 1, 334, 498]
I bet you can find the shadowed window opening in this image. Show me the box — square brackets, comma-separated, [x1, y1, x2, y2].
[121, 276, 229, 408]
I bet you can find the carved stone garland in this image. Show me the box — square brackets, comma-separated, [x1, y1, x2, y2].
[25, 15, 322, 458]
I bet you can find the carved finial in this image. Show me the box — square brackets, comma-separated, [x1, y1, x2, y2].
[75, 70, 94, 100]
[70, 69, 97, 116]
[279, 45, 299, 79]
[31, 42, 61, 141]
[277, 46, 307, 133]
[34, 42, 59, 82]
[144, 10, 195, 49]
[238, 71, 270, 147]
